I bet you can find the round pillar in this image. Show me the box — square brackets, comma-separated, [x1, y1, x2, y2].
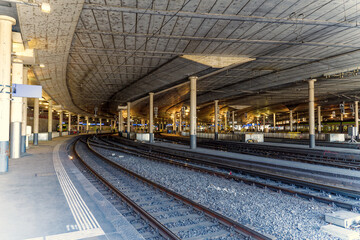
[21, 67, 29, 152]
[214, 100, 219, 140]
[59, 111, 63, 136]
[48, 100, 53, 140]
[127, 102, 131, 138]
[10, 61, 23, 158]
[68, 112, 71, 135]
[0, 16, 16, 172]
[308, 79, 316, 148]
[189, 76, 197, 149]
[149, 92, 154, 142]
[33, 98, 39, 145]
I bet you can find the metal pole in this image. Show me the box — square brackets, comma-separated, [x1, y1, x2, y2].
[0, 16, 16, 172]
[149, 92, 154, 142]
[317, 106, 321, 134]
[21, 67, 28, 152]
[289, 110, 293, 132]
[127, 102, 131, 138]
[308, 79, 316, 148]
[355, 101, 359, 139]
[10, 61, 23, 158]
[189, 76, 197, 149]
[33, 98, 39, 145]
[214, 100, 219, 140]
[99, 118, 102, 133]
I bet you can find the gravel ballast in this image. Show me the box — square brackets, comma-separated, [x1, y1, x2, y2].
[93, 145, 349, 240]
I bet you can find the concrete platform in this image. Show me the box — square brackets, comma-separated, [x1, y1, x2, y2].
[0, 135, 143, 240]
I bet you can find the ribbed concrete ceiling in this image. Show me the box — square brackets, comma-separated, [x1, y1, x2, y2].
[16, 0, 360, 118]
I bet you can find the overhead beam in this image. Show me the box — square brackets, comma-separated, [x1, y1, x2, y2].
[69, 51, 170, 59]
[83, 3, 359, 28]
[70, 47, 322, 61]
[75, 29, 360, 49]
[68, 62, 156, 68]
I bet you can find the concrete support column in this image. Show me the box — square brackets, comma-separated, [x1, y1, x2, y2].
[48, 100, 52, 140]
[113, 117, 116, 131]
[33, 98, 39, 145]
[59, 111, 63, 136]
[119, 110, 124, 133]
[224, 112, 227, 131]
[127, 102, 131, 138]
[355, 101, 359, 138]
[214, 100, 219, 140]
[232, 111, 235, 132]
[263, 115, 266, 132]
[149, 92, 154, 142]
[171, 114, 174, 133]
[10, 61, 23, 158]
[317, 106, 321, 134]
[99, 118, 102, 133]
[21, 67, 28, 152]
[289, 110, 293, 132]
[189, 76, 197, 149]
[273, 113, 276, 132]
[68, 112, 71, 135]
[0, 16, 16, 172]
[77, 114, 80, 134]
[86, 116, 89, 133]
[117, 113, 121, 133]
[308, 79, 316, 148]
[179, 112, 182, 133]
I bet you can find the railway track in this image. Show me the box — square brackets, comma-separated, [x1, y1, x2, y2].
[90, 136, 360, 211]
[265, 137, 360, 149]
[155, 134, 360, 171]
[73, 136, 273, 240]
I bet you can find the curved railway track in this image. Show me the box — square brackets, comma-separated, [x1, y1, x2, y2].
[155, 134, 360, 171]
[92, 135, 360, 211]
[73, 136, 273, 240]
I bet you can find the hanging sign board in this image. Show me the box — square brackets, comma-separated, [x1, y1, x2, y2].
[12, 84, 42, 98]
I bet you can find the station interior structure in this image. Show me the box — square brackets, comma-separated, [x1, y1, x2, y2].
[2, 1, 360, 240]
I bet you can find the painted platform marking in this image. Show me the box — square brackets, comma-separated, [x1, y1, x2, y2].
[53, 143, 102, 231]
[25, 144, 105, 240]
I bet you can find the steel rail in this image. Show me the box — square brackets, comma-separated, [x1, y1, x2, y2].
[73, 138, 181, 240]
[90, 138, 359, 211]
[105, 136, 360, 200]
[156, 134, 360, 170]
[86, 138, 274, 240]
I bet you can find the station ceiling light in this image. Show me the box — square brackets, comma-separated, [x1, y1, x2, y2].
[40, 2, 50, 13]
[181, 55, 255, 68]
